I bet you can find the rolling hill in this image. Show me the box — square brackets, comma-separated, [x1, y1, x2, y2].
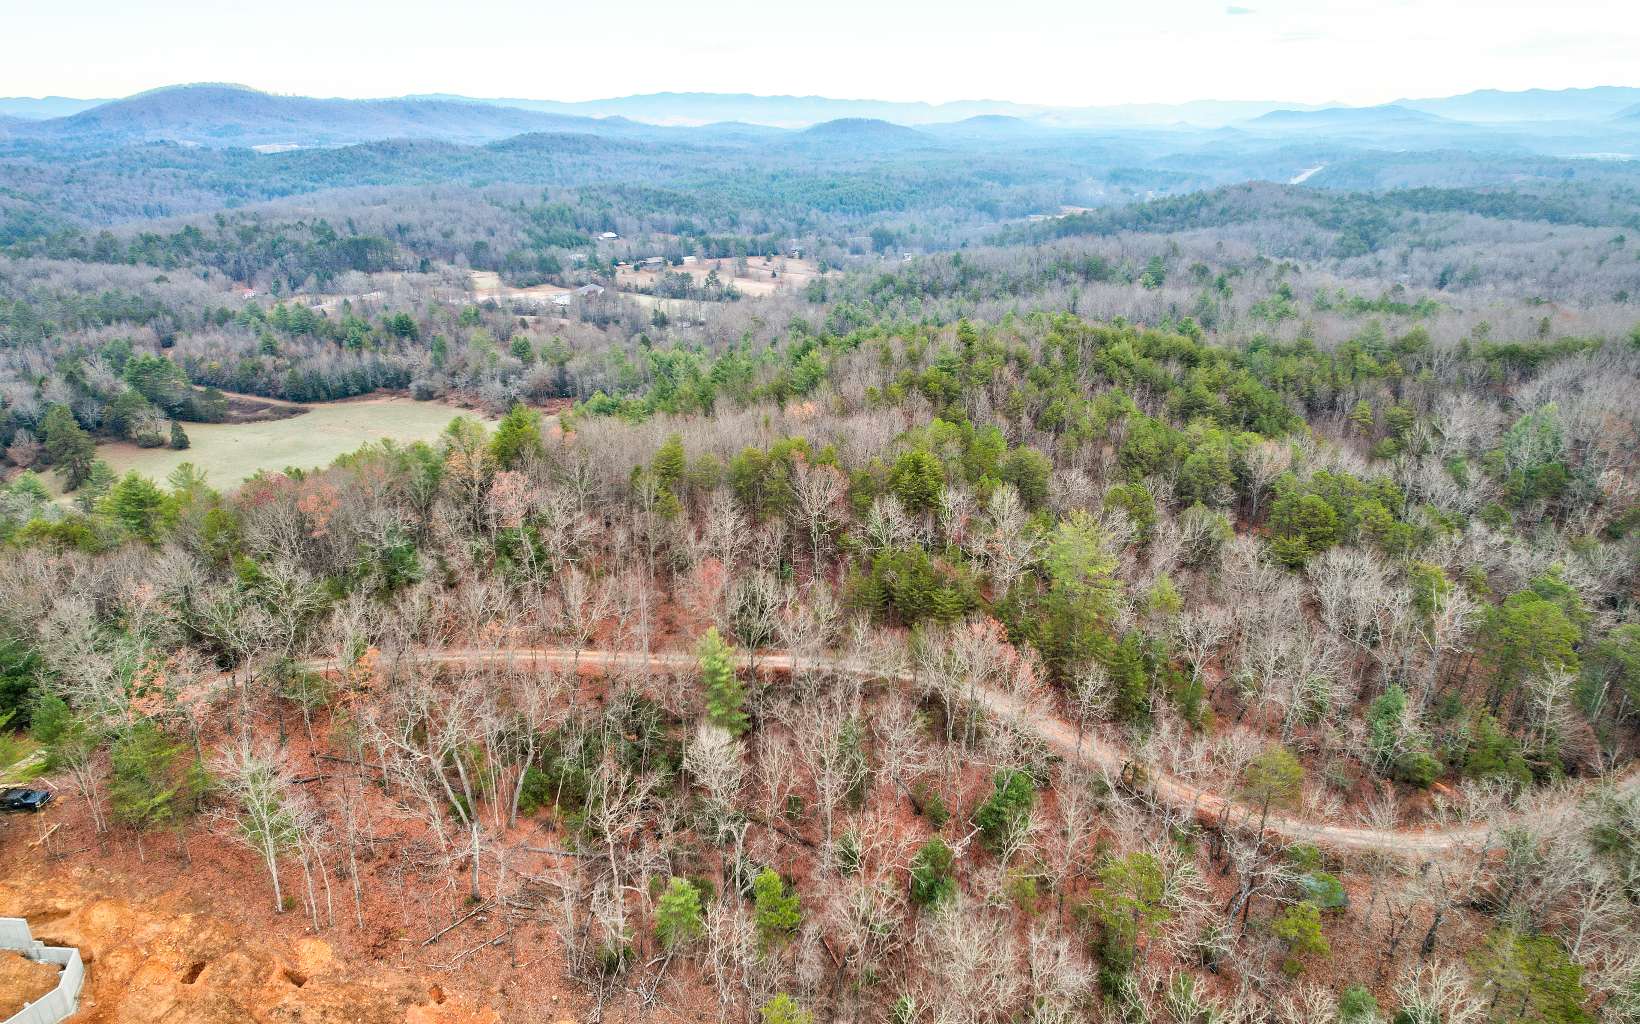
[790, 118, 937, 152]
[7, 84, 645, 148]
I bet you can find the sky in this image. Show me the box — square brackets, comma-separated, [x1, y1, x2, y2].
[2, 0, 1637, 106]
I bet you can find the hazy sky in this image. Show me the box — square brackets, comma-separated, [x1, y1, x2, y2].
[3, 0, 1636, 105]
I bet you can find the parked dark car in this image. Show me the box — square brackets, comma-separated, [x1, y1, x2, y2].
[0, 788, 52, 812]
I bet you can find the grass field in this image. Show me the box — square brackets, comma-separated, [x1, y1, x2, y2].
[50, 397, 497, 496]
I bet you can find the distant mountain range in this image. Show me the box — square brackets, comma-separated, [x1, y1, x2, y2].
[1248, 105, 1453, 128]
[404, 91, 1051, 129]
[0, 84, 649, 148]
[0, 95, 109, 120]
[399, 89, 1640, 128]
[9, 83, 1640, 130]
[1395, 86, 1640, 122]
[2, 83, 1638, 152]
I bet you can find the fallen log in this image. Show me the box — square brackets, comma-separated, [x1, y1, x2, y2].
[420, 900, 494, 947]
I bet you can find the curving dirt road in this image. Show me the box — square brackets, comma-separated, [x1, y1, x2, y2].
[296, 646, 1636, 861]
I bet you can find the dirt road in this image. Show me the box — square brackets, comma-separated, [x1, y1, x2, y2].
[288, 646, 1636, 861]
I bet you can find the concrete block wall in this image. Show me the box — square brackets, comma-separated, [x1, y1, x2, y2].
[0, 917, 83, 1024]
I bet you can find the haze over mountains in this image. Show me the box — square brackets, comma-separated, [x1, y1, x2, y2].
[3, 81, 1639, 231]
[3, 82, 1640, 143]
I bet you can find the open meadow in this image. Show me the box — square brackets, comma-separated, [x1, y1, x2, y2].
[48, 396, 497, 496]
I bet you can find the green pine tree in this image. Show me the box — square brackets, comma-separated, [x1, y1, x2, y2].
[654, 877, 703, 950]
[973, 769, 1034, 853]
[1270, 902, 1329, 975]
[109, 720, 190, 852]
[1471, 929, 1593, 1024]
[102, 472, 167, 542]
[909, 837, 956, 908]
[41, 404, 97, 491]
[753, 868, 800, 946]
[697, 627, 747, 736]
[489, 403, 545, 470]
[652, 434, 687, 494]
[1243, 745, 1304, 837]
[1094, 851, 1171, 969]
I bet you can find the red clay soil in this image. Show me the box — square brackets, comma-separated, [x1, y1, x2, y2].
[0, 855, 517, 1024]
[0, 949, 60, 1019]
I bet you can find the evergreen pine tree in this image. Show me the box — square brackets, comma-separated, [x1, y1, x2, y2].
[41, 404, 96, 491]
[753, 868, 800, 946]
[654, 877, 704, 950]
[697, 627, 747, 736]
[489, 403, 545, 470]
[109, 720, 188, 853]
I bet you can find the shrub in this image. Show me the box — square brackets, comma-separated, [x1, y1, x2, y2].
[654, 877, 703, 950]
[516, 766, 552, 816]
[1270, 902, 1329, 974]
[760, 994, 814, 1024]
[909, 837, 956, 908]
[753, 869, 800, 945]
[973, 769, 1034, 852]
[911, 781, 949, 827]
[1299, 871, 1349, 912]
[1339, 985, 1379, 1023]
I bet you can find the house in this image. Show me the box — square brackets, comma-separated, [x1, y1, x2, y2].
[681, 255, 698, 265]
[640, 256, 665, 268]
[575, 283, 605, 296]
[600, 231, 619, 240]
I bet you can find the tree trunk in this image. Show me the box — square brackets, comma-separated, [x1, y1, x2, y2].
[1420, 908, 1444, 959]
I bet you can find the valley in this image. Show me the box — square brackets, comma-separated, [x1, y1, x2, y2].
[1, 69, 1638, 1024]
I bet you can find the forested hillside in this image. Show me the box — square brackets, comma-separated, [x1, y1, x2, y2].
[0, 86, 1638, 1024]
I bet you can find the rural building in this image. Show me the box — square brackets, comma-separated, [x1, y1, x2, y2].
[575, 283, 605, 296]
[600, 231, 619, 240]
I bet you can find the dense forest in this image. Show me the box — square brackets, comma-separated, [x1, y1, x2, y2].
[1, 88, 1638, 1024]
